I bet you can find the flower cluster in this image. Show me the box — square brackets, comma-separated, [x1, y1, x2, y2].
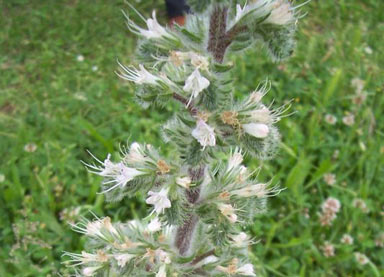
[65, 0, 304, 275]
[319, 197, 341, 226]
[321, 241, 335, 257]
[65, 216, 175, 276]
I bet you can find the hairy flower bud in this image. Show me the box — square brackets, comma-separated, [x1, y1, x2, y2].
[243, 123, 270, 138]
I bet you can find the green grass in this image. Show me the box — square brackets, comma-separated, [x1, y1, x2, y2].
[0, 0, 383, 276]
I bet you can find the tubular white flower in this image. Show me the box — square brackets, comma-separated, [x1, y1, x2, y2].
[124, 142, 148, 165]
[217, 203, 238, 223]
[246, 81, 270, 104]
[102, 163, 144, 193]
[340, 234, 354, 245]
[82, 266, 102, 276]
[230, 232, 251, 248]
[354, 252, 369, 265]
[126, 10, 170, 39]
[192, 120, 216, 149]
[183, 69, 210, 106]
[237, 263, 256, 276]
[101, 217, 119, 236]
[235, 3, 248, 22]
[147, 217, 162, 232]
[115, 253, 136, 268]
[146, 188, 172, 214]
[231, 183, 282, 198]
[265, 0, 295, 25]
[84, 153, 117, 177]
[243, 123, 270, 138]
[63, 250, 108, 266]
[228, 148, 244, 171]
[176, 176, 192, 188]
[70, 217, 119, 241]
[85, 220, 104, 238]
[85, 153, 145, 193]
[117, 63, 160, 85]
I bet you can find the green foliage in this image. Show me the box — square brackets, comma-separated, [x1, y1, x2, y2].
[254, 24, 296, 61]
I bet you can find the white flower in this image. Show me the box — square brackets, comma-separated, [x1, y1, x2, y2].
[115, 253, 135, 267]
[340, 234, 354, 245]
[24, 143, 37, 153]
[249, 107, 272, 124]
[82, 266, 101, 276]
[237, 263, 256, 276]
[321, 241, 335, 257]
[248, 87, 268, 103]
[217, 203, 237, 223]
[237, 165, 248, 182]
[84, 153, 144, 193]
[354, 252, 369, 265]
[70, 218, 108, 240]
[243, 123, 269, 138]
[364, 46, 373, 55]
[351, 78, 365, 93]
[86, 220, 104, 238]
[324, 114, 337, 125]
[189, 52, 209, 71]
[92, 65, 98, 72]
[76, 55, 85, 62]
[265, 0, 294, 25]
[156, 264, 167, 277]
[176, 176, 192, 188]
[342, 114, 355, 126]
[183, 69, 210, 106]
[146, 188, 171, 214]
[101, 217, 119, 236]
[353, 198, 369, 213]
[322, 197, 341, 213]
[192, 120, 216, 149]
[323, 173, 336, 185]
[0, 174, 4, 183]
[230, 232, 251, 247]
[231, 183, 281, 198]
[147, 217, 162, 232]
[105, 164, 144, 193]
[63, 250, 108, 266]
[228, 148, 244, 171]
[125, 142, 147, 164]
[235, 3, 247, 22]
[117, 62, 160, 85]
[126, 11, 169, 39]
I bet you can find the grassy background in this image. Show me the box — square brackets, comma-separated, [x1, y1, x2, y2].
[0, 0, 383, 276]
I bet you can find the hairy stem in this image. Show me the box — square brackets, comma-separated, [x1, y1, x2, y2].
[207, 6, 229, 63]
[175, 166, 204, 255]
[175, 4, 232, 257]
[172, 92, 198, 116]
[207, 6, 247, 63]
[175, 214, 199, 256]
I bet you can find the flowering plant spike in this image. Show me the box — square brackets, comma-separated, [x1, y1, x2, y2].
[65, 0, 303, 275]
